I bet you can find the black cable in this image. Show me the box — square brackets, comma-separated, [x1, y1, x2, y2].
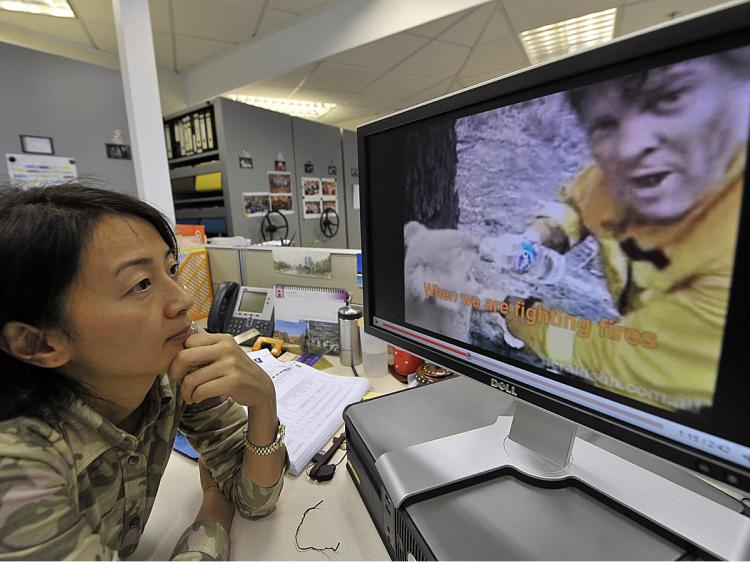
[334, 451, 348, 466]
[351, 365, 359, 377]
[294, 499, 341, 552]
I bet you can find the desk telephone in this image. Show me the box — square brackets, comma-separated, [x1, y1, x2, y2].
[207, 282, 275, 345]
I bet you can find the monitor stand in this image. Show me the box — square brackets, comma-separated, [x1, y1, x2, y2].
[376, 400, 750, 560]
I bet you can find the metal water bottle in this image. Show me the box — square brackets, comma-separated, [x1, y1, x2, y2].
[338, 303, 362, 367]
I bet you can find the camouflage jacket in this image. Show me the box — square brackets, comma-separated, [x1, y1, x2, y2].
[0, 374, 285, 560]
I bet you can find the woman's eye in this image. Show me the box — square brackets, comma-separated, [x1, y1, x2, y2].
[169, 263, 179, 276]
[130, 278, 152, 293]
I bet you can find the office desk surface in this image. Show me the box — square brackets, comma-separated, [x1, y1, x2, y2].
[132, 357, 405, 561]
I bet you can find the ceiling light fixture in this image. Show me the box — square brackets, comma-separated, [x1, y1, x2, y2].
[227, 95, 337, 120]
[519, 7, 616, 65]
[0, 0, 75, 18]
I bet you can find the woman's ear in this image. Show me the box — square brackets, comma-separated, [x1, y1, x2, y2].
[0, 321, 71, 369]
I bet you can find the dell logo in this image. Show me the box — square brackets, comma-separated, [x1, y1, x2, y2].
[491, 378, 518, 396]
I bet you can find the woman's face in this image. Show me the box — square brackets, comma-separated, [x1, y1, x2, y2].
[60, 214, 193, 382]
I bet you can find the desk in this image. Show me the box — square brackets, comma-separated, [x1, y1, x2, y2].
[132, 355, 405, 560]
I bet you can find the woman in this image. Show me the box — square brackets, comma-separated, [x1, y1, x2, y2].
[0, 184, 288, 559]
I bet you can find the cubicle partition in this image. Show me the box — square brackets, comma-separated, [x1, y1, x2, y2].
[206, 245, 363, 304]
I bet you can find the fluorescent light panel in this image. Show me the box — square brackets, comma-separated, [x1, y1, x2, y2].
[520, 8, 616, 65]
[0, 0, 74, 17]
[227, 95, 336, 120]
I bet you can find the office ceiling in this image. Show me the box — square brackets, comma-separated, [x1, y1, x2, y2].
[0, 0, 738, 130]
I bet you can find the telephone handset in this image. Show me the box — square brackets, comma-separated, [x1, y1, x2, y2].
[207, 282, 275, 345]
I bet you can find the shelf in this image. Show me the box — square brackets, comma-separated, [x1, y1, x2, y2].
[174, 196, 224, 205]
[168, 150, 219, 168]
[170, 160, 223, 180]
[175, 206, 226, 219]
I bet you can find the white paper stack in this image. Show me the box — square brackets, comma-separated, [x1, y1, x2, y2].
[246, 349, 370, 475]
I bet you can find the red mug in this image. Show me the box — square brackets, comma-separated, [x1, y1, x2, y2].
[392, 348, 424, 376]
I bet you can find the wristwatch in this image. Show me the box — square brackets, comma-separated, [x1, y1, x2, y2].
[244, 421, 286, 456]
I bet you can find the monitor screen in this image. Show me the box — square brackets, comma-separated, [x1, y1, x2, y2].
[238, 289, 266, 314]
[360, 6, 750, 492]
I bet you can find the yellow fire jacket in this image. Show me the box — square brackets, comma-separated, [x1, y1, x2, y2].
[507, 150, 745, 411]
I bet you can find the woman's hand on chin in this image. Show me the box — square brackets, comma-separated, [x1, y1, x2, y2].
[168, 332, 276, 411]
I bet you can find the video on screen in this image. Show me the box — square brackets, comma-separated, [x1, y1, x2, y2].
[403, 46, 750, 413]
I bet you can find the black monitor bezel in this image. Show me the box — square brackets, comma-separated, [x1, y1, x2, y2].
[358, 2, 750, 492]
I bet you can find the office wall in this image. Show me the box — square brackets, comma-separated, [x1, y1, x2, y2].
[0, 42, 137, 195]
[206, 245, 363, 305]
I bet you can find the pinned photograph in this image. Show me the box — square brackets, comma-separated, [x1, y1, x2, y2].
[307, 320, 340, 355]
[243, 192, 270, 217]
[273, 319, 307, 354]
[270, 194, 294, 214]
[301, 177, 321, 196]
[321, 178, 337, 196]
[239, 156, 254, 169]
[327, 165, 337, 176]
[304, 161, 314, 173]
[322, 199, 337, 213]
[268, 171, 292, 193]
[304, 200, 322, 219]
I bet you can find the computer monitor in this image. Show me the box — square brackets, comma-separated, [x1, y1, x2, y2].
[359, 2, 750, 557]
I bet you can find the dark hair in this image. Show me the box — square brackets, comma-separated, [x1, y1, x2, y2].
[567, 49, 750, 119]
[0, 183, 177, 422]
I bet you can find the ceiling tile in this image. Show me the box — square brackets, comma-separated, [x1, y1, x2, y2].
[327, 33, 429, 70]
[365, 71, 443, 100]
[341, 92, 403, 109]
[617, 0, 730, 36]
[172, 0, 262, 43]
[262, 63, 316, 87]
[175, 34, 235, 72]
[69, 0, 113, 24]
[404, 11, 467, 38]
[149, 0, 171, 34]
[478, 7, 512, 44]
[459, 36, 526, 78]
[334, 112, 387, 131]
[392, 40, 469, 79]
[268, 0, 331, 15]
[153, 31, 175, 71]
[320, 104, 387, 123]
[304, 62, 383, 93]
[457, 67, 517, 88]
[227, 83, 297, 99]
[254, 7, 298, 37]
[0, 11, 92, 46]
[438, 3, 495, 47]
[398, 78, 454, 108]
[84, 21, 117, 53]
[291, 88, 354, 104]
[503, 0, 619, 32]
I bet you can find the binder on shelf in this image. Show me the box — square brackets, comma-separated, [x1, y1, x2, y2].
[164, 125, 173, 159]
[164, 105, 217, 162]
[192, 113, 202, 153]
[199, 113, 208, 151]
[205, 111, 215, 150]
[195, 171, 222, 192]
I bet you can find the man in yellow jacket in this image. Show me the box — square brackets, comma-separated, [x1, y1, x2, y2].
[504, 49, 750, 412]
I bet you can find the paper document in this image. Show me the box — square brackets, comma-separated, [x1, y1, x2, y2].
[247, 349, 370, 475]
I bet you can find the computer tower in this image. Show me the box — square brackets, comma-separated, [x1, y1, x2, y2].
[343, 376, 725, 560]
